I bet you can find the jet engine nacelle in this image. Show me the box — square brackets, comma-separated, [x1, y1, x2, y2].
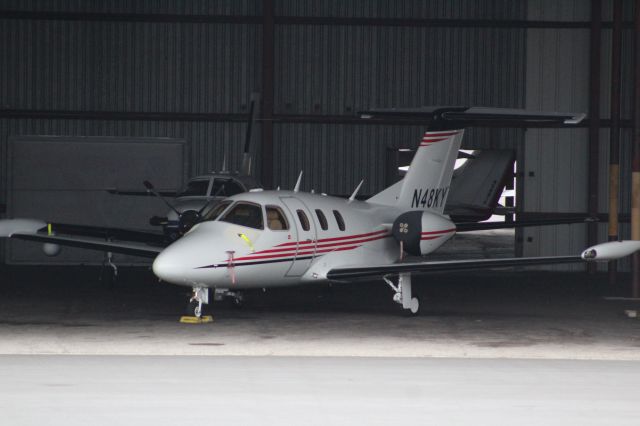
[392, 211, 456, 256]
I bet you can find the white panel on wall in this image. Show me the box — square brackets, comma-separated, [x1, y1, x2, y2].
[523, 2, 591, 270]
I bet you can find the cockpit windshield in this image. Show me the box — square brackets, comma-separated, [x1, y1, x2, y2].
[211, 179, 245, 197]
[179, 179, 209, 197]
[202, 200, 232, 221]
[220, 202, 264, 229]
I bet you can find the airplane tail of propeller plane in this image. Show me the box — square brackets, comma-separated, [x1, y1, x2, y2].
[362, 107, 586, 213]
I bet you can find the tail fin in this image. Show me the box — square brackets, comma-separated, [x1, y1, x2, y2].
[368, 129, 463, 213]
[364, 106, 585, 212]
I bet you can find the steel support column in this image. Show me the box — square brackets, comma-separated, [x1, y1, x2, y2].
[587, 0, 602, 273]
[632, 0, 640, 298]
[608, 0, 623, 285]
[261, 0, 275, 189]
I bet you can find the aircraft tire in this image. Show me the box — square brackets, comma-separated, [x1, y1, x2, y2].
[408, 296, 420, 316]
[186, 300, 199, 317]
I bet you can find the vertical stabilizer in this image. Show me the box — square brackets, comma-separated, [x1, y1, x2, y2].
[367, 129, 464, 214]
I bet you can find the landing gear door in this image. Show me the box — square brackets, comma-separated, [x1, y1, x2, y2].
[280, 196, 317, 277]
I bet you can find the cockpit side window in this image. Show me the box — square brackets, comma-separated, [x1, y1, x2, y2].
[266, 206, 289, 231]
[179, 179, 209, 197]
[202, 200, 232, 221]
[220, 202, 264, 229]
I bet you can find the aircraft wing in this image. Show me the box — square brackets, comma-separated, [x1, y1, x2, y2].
[45, 222, 166, 245]
[326, 255, 583, 280]
[0, 219, 164, 258]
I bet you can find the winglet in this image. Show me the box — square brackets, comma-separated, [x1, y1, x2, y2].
[348, 180, 364, 202]
[293, 171, 303, 192]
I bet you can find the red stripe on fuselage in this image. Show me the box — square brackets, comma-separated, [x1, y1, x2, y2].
[420, 228, 456, 236]
[423, 131, 460, 137]
[232, 245, 359, 262]
[255, 233, 390, 254]
[276, 229, 388, 247]
[420, 228, 456, 240]
[227, 231, 391, 263]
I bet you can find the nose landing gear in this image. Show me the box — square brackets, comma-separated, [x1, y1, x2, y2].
[186, 287, 209, 318]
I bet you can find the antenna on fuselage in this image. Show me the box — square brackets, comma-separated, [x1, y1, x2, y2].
[348, 179, 364, 202]
[293, 171, 303, 192]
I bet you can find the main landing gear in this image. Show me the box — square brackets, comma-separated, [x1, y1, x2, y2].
[213, 289, 245, 308]
[383, 272, 420, 315]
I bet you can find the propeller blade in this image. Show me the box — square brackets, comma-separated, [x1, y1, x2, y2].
[143, 180, 181, 216]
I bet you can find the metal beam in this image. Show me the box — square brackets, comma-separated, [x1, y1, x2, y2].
[608, 0, 623, 285]
[1, 10, 637, 29]
[632, 0, 640, 298]
[587, 0, 602, 274]
[0, 110, 627, 128]
[260, 0, 275, 188]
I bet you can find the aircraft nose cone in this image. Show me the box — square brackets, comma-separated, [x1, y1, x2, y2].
[153, 248, 188, 285]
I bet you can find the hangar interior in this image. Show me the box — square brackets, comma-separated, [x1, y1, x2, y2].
[1, 0, 637, 278]
[1, 2, 640, 423]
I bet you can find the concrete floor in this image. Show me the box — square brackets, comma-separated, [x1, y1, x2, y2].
[1, 355, 639, 426]
[1, 230, 639, 425]
[1, 264, 639, 359]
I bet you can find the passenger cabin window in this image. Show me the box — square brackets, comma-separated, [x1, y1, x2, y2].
[296, 210, 310, 231]
[211, 179, 244, 197]
[202, 200, 232, 221]
[315, 209, 328, 231]
[179, 179, 209, 197]
[333, 210, 345, 231]
[220, 202, 264, 229]
[266, 206, 289, 231]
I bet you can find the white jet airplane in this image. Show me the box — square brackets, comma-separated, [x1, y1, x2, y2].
[2, 107, 638, 317]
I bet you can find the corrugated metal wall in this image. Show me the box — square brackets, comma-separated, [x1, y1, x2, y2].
[0, 0, 527, 214]
[0, 1, 261, 15]
[274, 26, 525, 115]
[523, 0, 635, 271]
[276, 0, 524, 19]
[0, 20, 261, 112]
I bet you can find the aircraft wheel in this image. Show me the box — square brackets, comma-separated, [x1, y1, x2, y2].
[409, 296, 420, 316]
[186, 300, 199, 317]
